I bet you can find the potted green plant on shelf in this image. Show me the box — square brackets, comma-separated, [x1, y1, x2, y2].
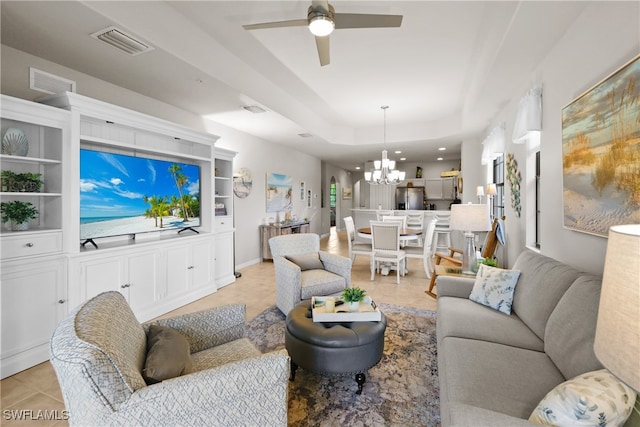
[1, 200, 38, 231]
[341, 286, 366, 312]
[0, 170, 44, 192]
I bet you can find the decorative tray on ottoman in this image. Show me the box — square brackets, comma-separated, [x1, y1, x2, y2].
[311, 296, 382, 322]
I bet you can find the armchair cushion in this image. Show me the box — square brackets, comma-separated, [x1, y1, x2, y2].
[300, 269, 347, 300]
[143, 325, 192, 385]
[286, 253, 325, 271]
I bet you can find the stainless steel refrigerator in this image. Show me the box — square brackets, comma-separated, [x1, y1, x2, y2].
[396, 187, 424, 210]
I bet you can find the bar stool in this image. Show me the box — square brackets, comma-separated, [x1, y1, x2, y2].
[433, 213, 452, 253]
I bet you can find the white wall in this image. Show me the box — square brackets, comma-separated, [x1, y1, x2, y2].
[1, 45, 321, 268]
[461, 2, 640, 274]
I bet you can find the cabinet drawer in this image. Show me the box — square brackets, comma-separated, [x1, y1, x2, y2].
[215, 216, 233, 230]
[1, 232, 62, 259]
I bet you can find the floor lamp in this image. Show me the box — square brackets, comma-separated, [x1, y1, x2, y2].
[449, 203, 492, 274]
[594, 224, 640, 394]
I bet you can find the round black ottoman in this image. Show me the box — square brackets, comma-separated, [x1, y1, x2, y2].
[285, 300, 387, 394]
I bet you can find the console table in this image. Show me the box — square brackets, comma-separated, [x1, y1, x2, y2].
[260, 222, 310, 260]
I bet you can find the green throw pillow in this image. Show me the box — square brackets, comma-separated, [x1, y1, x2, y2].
[143, 325, 192, 385]
[529, 369, 636, 426]
[285, 253, 324, 271]
[469, 264, 520, 314]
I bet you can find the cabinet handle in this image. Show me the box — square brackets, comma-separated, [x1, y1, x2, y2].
[26, 243, 34, 247]
[188, 266, 194, 270]
[58, 299, 66, 304]
[121, 284, 131, 288]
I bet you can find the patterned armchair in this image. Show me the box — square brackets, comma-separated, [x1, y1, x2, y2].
[50, 291, 289, 426]
[269, 233, 352, 315]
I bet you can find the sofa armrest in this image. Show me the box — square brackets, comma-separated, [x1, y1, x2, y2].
[436, 276, 475, 299]
[119, 350, 290, 426]
[145, 304, 246, 353]
[319, 251, 352, 286]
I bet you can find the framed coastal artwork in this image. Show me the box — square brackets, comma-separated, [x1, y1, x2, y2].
[266, 172, 293, 213]
[300, 181, 305, 201]
[561, 54, 640, 237]
[342, 187, 352, 200]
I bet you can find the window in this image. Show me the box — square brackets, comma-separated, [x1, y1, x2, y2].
[535, 151, 541, 249]
[492, 154, 504, 219]
[330, 182, 336, 208]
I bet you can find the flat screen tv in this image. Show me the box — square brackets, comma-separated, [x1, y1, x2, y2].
[80, 148, 201, 244]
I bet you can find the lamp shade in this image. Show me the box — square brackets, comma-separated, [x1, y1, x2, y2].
[476, 186, 484, 196]
[594, 224, 640, 391]
[449, 203, 491, 232]
[486, 183, 497, 196]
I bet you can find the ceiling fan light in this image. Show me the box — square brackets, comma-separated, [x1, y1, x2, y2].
[309, 15, 334, 36]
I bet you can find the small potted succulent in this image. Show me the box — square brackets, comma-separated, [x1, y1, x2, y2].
[341, 287, 367, 312]
[1, 200, 38, 231]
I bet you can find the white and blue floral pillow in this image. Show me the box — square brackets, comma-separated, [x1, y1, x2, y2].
[469, 264, 520, 314]
[529, 369, 636, 426]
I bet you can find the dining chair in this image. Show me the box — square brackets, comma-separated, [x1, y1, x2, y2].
[382, 215, 407, 228]
[404, 212, 425, 246]
[370, 221, 406, 285]
[344, 216, 372, 263]
[403, 218, 437, 279]
[375, 210, 394, 221]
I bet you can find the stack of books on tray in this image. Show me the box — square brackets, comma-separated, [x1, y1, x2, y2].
[311, 296, 381, 322]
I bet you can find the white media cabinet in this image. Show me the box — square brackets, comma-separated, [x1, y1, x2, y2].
[0, 93, 236, 378]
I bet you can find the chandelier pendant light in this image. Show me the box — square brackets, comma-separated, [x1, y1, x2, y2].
[365, 106, 406, 185]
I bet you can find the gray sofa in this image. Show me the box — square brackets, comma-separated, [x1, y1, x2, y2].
[436, 250, 623, 426]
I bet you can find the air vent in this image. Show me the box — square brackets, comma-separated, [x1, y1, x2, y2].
[29, 68, 76, 95]
[90, 26, 154, 56]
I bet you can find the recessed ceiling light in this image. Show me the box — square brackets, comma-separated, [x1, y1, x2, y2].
[437, 157, 443, 161]
[242, 105, 266, 114]
[298, 132, 313, 138]
[355, 166, 361, 170]
[439, 147, 446, 151]
[395, 150, 402, 154]
[400, 157, 406, 161]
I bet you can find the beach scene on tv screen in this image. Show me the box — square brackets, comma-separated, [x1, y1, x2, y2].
[80, 149, 200, 239]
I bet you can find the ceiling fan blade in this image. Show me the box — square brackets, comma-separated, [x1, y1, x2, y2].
[243, 19, 308, 31]
[334, 13, 403, 29]
[315, 35, 330, 66]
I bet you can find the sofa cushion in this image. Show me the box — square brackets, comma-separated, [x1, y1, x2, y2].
[285, 253, 324, 271]
[511, 251, 581, 340]
[544, 274, 603, 380]
[529, 369, 635, 426]
[469, 265, 521, 314]
[300, 269, 346, 300]
[143, 325, 192, 384]
[440, 337, 565, 420]
[437, 297, 544, 351]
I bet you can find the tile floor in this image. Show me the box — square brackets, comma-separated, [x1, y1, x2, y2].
[0, 228, 438, 426]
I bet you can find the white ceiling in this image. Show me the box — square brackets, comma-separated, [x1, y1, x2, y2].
[1, 1, 589, 170]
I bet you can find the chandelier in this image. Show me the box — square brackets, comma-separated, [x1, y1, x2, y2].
[364, 105, 406, 185]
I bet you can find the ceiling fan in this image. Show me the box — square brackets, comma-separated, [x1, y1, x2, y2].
[242, 0, 402, 66]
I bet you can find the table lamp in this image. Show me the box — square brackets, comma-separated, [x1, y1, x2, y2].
[594, 224, 640, 393]
[449, 203, 492, 274]
[476, 186, 484, 204]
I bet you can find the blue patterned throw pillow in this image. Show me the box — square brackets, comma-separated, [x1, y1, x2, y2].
[529, 369, 635, 426]
[469, 264, 520, 314]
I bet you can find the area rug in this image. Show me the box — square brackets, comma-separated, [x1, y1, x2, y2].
[245, 303, 440, 426]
